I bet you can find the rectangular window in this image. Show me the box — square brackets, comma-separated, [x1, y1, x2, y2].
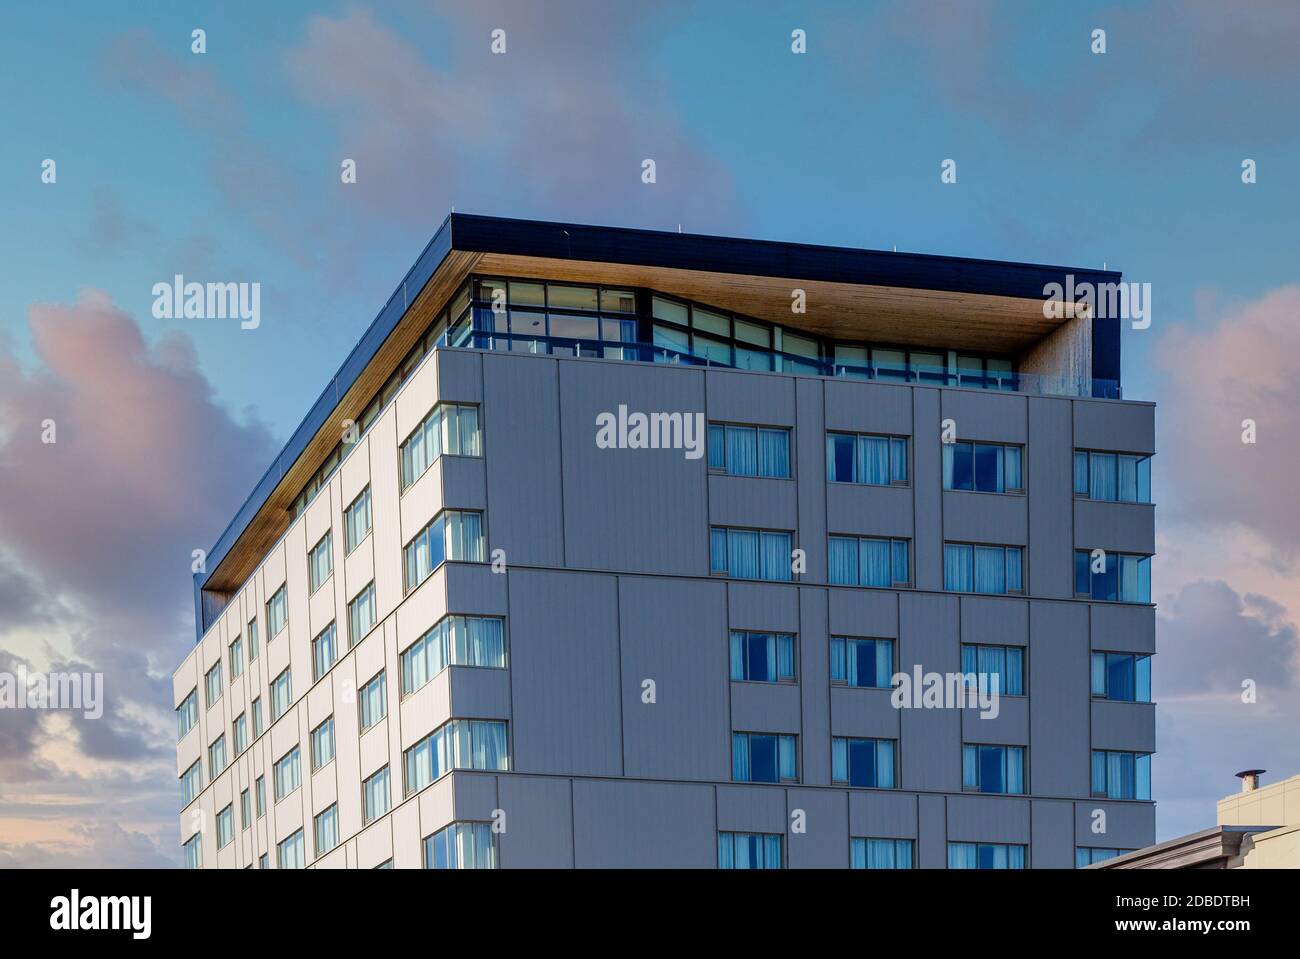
[207, 735, 227, 779]
[948, 842, 1027, 869]
[251, 697, 263, 738]
[707, 423, 791, 478]
[960, 644, 1025, 696]
[828, 535, 911, 587]
[240, 789, 251, 830]
[314, 804, 340, 857]
[359, 671, 387, 730]
[311, 622, 337, 683]
[424, 822, 497, 869]
[216, 804, 234, 849]
[403, 510, 486, 593]
[400, 404, 483, 490]
[943, 543, 1024, 594]
[277, 829, 305, 869]
[270, 668, 292, 722]
[228, 636, 243, 679]
[308, 532, 333, 594]
[345, 486, 373, 554]
[943, 441, 1024, 493]
[1092, 750, 1152, 800]
[830, 637, 895, 688]
[1077, 847, 1131, 867]
[183, 833, 202, 869]
[1074, 550, 1151, 603]
[258, 853, 268, 869]
[729, 631, 796, 683]
[273, 746, 301, 802]
[718, 832, 782, 869]
[255, 776, 265, 818]
[851, 838, 914, 869]
[709, 527, 793, 581]
[231, 713, 247, 754]
[1091, 652, 1152, 702]
[362, 766, 391, 824]
[832, 737, 897, 788]
[176, 689, 198, 740]
[266, 585, 288, 638]
[1074, 450, 1151, 503]
[247, 617, 259, 661]
[731, 732, 798, 783]
[826, 433, 909, 485]
[311, 716, 335, 771]
[403, 720, 510, 796]
[962, 744, 1026, 794]
[401, 616, 506, 696]
[204, 662, 222, 709]
[348, 582, 377, 647]
[180, 760, 202, 806]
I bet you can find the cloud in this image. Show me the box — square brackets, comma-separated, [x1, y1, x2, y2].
[1155, 285, 1300, 561]
[0, 292, 275, 865]
[286, 4, 742, 231]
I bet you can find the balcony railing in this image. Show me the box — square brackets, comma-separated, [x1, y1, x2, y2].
[437, 330, 1120, 399]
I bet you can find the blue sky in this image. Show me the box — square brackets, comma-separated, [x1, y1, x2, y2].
[2, 1, 1298, 863]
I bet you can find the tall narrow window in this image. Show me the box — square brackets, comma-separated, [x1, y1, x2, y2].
[314, 804, 340, 857]
[348, 582, 377, 647]
[183, 833, 202, 869]
[251, 697, 263, 738]
[308, 532, 333, 594]
[832, 737, 897, 788]
[216, 805, 234, 849]
[205, 662, 222, 709]
[277, 829, 305, 869]
[270, 668, 292, 722]
[266, 585, 288, 638]
[207, 734, 227, 779]
[731, 732, 797, 783]
[273, 746, 301, 801]
[247, 617, 259, 661]
[359, 671, 387, 730]
[828, 536, 911, 588]
[345, 486, 373, 553]
[228, 635, 243, 679]
[180, 760, 202, 806]
[710, 527, 793, 581]
[311, 716, 335, 771]
[176, 689, 198, 740]
[311, 622, 337, 683]
[231, 713, 247, 754]
[362, 766, 391, 824]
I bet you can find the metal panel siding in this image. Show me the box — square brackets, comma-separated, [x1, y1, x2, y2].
[705, 369, 796, 426]
[826, 484, 915, 539]
[1073, 399, 1155, 454]
[827, 587, 898, 637]
[830, 687, 901, 740]
[572, 779, 716, 868]
[716, 784, 787, 833]
[942, 491, 1028, 545]
[496, 775, 575, 867]
[1028, 397, 1074, 599]
[1031, 799, 1075, 868]
[1029, 601, 1091, 796]
[940, 390, 1028, 445]
[481, 354, 565, 568]
[917, 793, 948, 867]
[848, 791, 918, 839]
[823, 380, 914, 435]
[730, 681, 802, 734]
[707, 474, 799, 530]
[947, 795, 1031, 843]
[794, 378, 828, 582]
[1075, 801, 1155, 851]
[559, 361, 708, 574]
[1074, 500, 1155, 554]
[898, 593, 962, 792]
[960, 696, 1029, 745]
[727, 582, 799, 633]
[911, 390, 944, 590]
[507, 570, 622, 777]
[1091, 604, 1156, 654]
[618, 577, 731, 781]
[1091, 700, 1156, 753]
[798, 587, 832, 785]
[786, 788, 850, 867]
[960, 596, 1028, 646]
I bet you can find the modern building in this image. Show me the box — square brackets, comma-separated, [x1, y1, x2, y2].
[171, 214, 1156, 869]
[1095, 770, 1299, 869]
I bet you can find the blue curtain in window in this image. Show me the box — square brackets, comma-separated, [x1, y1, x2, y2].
[892, 540, 909, 585]
[974, 546, 1006, 594]
[726, 426, 758, 476]
[860, 538, 891, 587]
[832, 738, 847, 782]
[1005, 446, 1022, 490]
[890, 438, 908, 483]
[761, 532, 791, 581]
[948, 843, 977, 869]
[962, 745, 978, 788]
[778, 736, 796, 780]
[961, 645, 977, 680]
[976, 646, 1003, 695]
[1006, 845, 1026, 869]
[830, 638, 846, 682]
[758, 429, 789, 478]
[729, 633, 744, 680]
[1135, 656, 1151, 702]
[1005, 647, 1023, 696]
[707, 425, 725, 469]
[1074, 451, 1089, 494]
[876, 740, 895, 788]
[471, 618, 504, 668]
[850, 838, 866, 869]
[1136, 754, 1151, 800]
[1091, 452, 1117, 501]
[845, 638, 862, 686]
[718, 834, 734, 869]
[710, 528, 727, 572]
[731, 734, 749, 781]
[1091, 751, 1107, 794]
[472, 722, 506, 770]
[777, 635, 795, 679]
[859, 436, 889, 485]
[1108, 654, 1135, 701]
[867, 839, 894, 869]
[1110, 751, 1133, 799]
[827, 434, 854, 482]
[1119, 554, 1139, 603]
[1091, 652, 1107, 696]
[764, 834, 781, 868]
[944, 544, 973, 591]
[896, 840, 913, 869]
[1006, 747, 1024, 794]
[729, 529, 760, 579]
[829, 537, 857, 585]
[875, 640, 892, 688]
[735, 834, 754, 869]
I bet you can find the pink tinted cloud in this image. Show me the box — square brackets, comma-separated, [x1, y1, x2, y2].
[1155, 285, 1300, 559]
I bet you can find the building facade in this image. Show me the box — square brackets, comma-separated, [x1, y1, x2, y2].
[172, 215, 1156, 869]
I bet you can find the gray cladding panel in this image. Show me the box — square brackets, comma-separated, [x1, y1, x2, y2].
[960, 596, 1028, 646]
[898, 593, 962, 792]
[1074, 801, 1156, 851]
[942, 491, 1028, 546]
[785, 788, 849, 867]
[708, 474, 799, 530]
[826, 483, 915, 539]
[1074, 500, 1155, 554]
[1074, 400, 1155, 454]
[1028, 397, 1074, 599]
[1091, 700, 1156, 753]
[1029, 601, 1091, 796]
[705, 370, 796, 427]
[496, 775, 575, 867]
[823, 381, 913, 435]
[911, 390, 944, 590]
[572, 779, 716, 868]
[716, 784, 787, 833]
[849, 791, 918, 839]
[1031, 799, 1075, 868]
[1091, 603, 1156, 654]
[940, 390, 1028, 444]
[946, 795, 1031, 843]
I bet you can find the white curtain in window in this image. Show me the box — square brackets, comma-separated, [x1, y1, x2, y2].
[1090, 452, 1117, 501]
